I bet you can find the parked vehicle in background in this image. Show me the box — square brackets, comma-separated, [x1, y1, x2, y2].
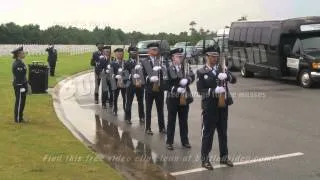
[136, 40, 171, 66]
[173, 42, 192, 49]
[194, 39, 216, 64]
[228, 16, 320, 88]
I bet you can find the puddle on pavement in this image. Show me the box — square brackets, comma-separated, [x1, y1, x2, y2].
[93, 114, 175, 180]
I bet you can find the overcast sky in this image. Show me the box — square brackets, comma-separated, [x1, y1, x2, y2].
[0, 0, 319, 34]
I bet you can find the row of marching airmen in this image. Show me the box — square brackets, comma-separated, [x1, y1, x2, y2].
[90, 42, 237, 170]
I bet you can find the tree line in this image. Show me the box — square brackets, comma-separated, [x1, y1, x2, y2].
[0, 22, 218, 45]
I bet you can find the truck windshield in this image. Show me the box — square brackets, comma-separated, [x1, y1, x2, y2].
[218, 38, 229, 49]
[174, 42, 187, 47]
[137, 41, 159, 49]
[137, 42, 148, 49]
[301, 37, 320, 50]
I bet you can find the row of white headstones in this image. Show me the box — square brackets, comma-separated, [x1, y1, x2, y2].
[0, 44, 129, 56]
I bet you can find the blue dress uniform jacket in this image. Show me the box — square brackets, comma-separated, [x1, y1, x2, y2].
[90, 51, 102, 67]
[166, 65, 195, 106]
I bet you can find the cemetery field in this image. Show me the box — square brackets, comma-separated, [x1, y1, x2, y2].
[0, 53, 123, 180]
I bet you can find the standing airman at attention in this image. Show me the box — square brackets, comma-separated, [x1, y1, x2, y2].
[110, 48, 128, 116]
[12, 46, 28, 123]
[141, 42, 167, 135]
[165, 48, 195, 150]
[91, 42, 104, 104]
[124, 46, 145, 124]
[196, 46, 236, 170]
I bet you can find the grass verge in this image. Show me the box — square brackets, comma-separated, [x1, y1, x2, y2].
[0, 53, 123, 179]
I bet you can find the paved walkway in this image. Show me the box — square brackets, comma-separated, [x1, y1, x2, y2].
[52, 69, 320, 180]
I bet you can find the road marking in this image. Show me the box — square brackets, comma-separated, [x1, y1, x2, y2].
[170, 152, 304, 176]
[79, 103, 98, 107]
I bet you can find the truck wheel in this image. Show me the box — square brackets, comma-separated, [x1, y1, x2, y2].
[299, 69, 313, 88]
[241, 65, 254, 77]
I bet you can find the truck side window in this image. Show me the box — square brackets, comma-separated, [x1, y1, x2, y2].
[240, 28, 247, 43]
[234, 28, 241, 41]
[292, 39, 302, 55]
[270, 29, 280, 51]
[229, 29, 235, 46]
[253, 28, 262, 44]
[246, 27, 255, 45]
[261, 27, 271, 45]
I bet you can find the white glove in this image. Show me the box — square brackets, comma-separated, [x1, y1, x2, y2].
[135, 65, 141, 70]
[179, 78, 188, 86]
[218, 73, 228, 80]
[133, 74, 140, 78]
[118, 68, 123, 73]
[107, 65, 111, 69]
[115, 75, 122, 79]
[215, 86, 225, 93]
[105, 70, 110, 73]
[99, 55, 104, 59]
[177, 87, 186, 94]
[150, 76, 159, 82]
[20, 88, 26, 93]
[153, 66, 161, 71]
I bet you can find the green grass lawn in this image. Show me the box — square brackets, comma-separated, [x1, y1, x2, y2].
[0, 53, 123, 179]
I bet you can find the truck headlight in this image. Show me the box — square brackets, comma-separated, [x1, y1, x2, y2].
[312, 62, 320, 69]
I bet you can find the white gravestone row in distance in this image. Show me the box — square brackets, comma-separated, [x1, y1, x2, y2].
[0, 44, 128, 56]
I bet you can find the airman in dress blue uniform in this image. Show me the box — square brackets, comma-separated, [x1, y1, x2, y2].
[124, 46, 145, 124]
[91, 42, 104, 104]
[110, 48, 128, 115]
[165, 48, 195, 150]
[12, 46, 28, 123]
[196, 46, 236, 170]
[141, 42, 167, 135]
[45, 44, 58, 76]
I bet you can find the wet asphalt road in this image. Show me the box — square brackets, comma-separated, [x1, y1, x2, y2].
[55, 68, 320, 180]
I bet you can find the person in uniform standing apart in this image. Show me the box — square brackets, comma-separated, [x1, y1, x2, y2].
[165, 48, 195, 150]
[12, 46, 28, 123]
[45, 44, 58, 76]
[141, 42, 167, 135]
[196, 46, 236, 170]
[124, 46, 145, 124]
[110, 48, 127, 115]
[91, 42, 104, 104]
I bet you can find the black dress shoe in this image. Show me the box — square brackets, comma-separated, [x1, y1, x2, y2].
[95, 100, 99, 104]
[126, 120, 132, 124]
[139, 118, 145, 124]
[145, 129, 153, 135]
[159, 128, 167, 134]
[167, 144, 174, 150]
[182, 144, 192, 149]
[202, 161, 213, 170]
[220, 159, 234, 167]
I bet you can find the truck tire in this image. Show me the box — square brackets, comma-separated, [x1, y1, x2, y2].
[241, 64, 254, 77]
[298, 69, 313, 88]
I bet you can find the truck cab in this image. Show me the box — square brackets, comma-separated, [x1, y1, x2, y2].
[284, 35, 320, 87]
